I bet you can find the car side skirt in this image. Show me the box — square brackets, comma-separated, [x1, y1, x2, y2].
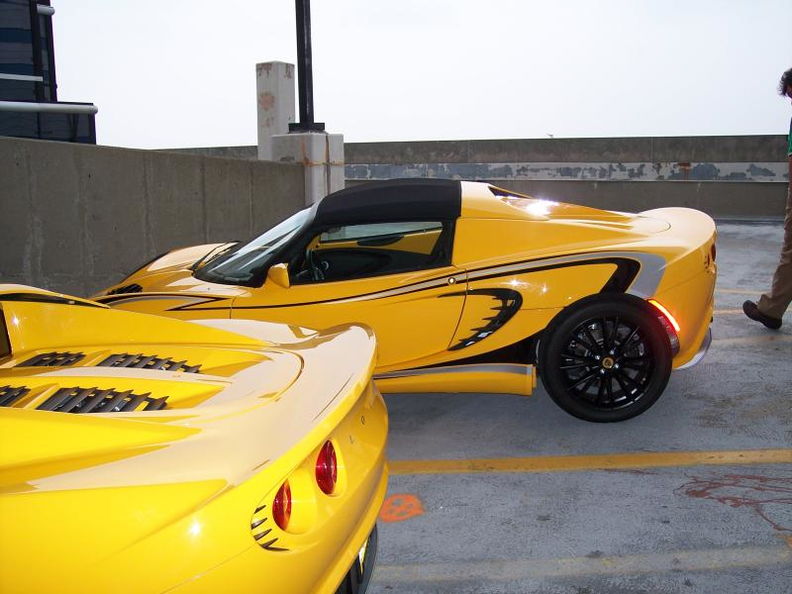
[374, 363, 536, 397]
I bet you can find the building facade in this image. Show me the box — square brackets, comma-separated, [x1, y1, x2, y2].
[0, 0, 96, 142]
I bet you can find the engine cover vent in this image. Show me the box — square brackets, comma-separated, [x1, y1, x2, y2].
[37, 387, 168, 413]
[98, 353, 200, 373]
[0, 385, 30, 407]
[18, 352, 85, 367]
[106, 284, 143, 295]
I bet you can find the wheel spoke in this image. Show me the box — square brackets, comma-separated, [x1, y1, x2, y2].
[605, 376, 614, 403]
[568, 370, 598, 391]
[572, 332, 599, 354]
[615, 371, 644, 394]
[620, 359, 650, 371]
[595, 318, 609, 351]
[595, 376, 607, 404]
[613, 372, 631, 396]
[578, 374, 598, 395]
[560, 362, 591, 371]
[609, 316, 620, 349]
[582, 326, 603, 354]
[562, 352, 597, 362]
[619, 325, 641, 352]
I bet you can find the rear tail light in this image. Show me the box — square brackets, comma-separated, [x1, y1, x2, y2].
[648, 299, 681, 354]
[315, 441, 338, 495]
[648, 299, 680, 333]
[272, 481, 292, 530]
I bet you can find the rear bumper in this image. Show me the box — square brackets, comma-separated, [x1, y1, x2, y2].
[656, 267, 715, 368]
[335, 525, 378, 594]
[167, 468, 387, 594]
[168, 385, 389, 594]
[676, 327, 712, 370]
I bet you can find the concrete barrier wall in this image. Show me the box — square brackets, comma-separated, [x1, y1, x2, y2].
[345, 136, 788, 163]
[0, 137, 304, 297]
[345, 136, 790, 219]
[171, 135, 789, 218]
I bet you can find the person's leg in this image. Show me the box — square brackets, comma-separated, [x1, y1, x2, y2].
[757, 187, 792, 319]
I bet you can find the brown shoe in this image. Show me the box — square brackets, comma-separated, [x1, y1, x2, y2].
[742, 300, 782, 330]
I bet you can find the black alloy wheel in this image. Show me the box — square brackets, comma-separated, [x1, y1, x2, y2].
[539, 296, 672, 422]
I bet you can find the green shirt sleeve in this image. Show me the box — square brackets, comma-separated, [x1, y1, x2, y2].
[788, 117, 792, 156]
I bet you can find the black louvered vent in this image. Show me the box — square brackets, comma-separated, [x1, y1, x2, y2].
[106, 284, 143, 295]
[18, 352, 85, 367]
[37, 387, 168, 413]
[250, 504, 288, 551]
[98, 353, 200, 373]
[0, 385, 30, 407]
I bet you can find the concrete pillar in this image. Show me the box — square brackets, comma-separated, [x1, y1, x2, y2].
[256, 62, 296, 161]
[272, 132, 344, 205]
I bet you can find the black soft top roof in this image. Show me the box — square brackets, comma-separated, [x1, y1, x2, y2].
[314, 179, 462, 227]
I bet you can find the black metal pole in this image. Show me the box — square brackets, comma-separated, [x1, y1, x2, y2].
[290, 0, 324, 132]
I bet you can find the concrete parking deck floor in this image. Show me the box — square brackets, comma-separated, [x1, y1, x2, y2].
[369, 223, 792, 594]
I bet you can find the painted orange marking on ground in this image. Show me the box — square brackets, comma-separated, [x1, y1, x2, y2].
[379, 493, 424, 523]
[389, 449, 792, 476]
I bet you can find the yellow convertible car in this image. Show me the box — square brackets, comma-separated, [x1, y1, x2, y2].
[0, 285, 387, 593]
[97, 179, 716, 422]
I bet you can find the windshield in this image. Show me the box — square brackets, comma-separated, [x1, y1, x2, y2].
[195, 208, 311, 285]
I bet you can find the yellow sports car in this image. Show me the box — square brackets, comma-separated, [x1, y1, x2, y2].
[97, 179, 716, 422]
[0, 285, 387, 593]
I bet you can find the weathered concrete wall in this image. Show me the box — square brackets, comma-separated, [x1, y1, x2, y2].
[345, 136, 788, 163]
[345, 136, 790, 219]
[452, 179, 784, 219]
[0, 137, 304, 297]
[170, 135, 789, 218]
[166, 145, 258, 160]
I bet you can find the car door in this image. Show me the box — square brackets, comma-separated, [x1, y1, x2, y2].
[230, 220, 466, 368]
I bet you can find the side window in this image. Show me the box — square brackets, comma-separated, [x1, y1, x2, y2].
[293, 221, 451, 283]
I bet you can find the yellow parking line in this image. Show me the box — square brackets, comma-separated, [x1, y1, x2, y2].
[374, 545, 792, 583]
[714, 308, 743, 315]
[716, 288, 762, 295]
[389, 449, 792, 476]
[714, 334, 792, 346]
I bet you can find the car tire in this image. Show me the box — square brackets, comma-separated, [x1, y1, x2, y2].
[538, 295, 672, 422]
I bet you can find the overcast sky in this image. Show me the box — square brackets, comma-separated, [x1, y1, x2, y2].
[52, 0, 792, 150]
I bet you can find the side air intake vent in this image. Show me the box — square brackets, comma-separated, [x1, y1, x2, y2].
[0, 385, 30, 407]
[18, 352, 85, 367]
[106, 284, 143, 295]
[98, 353, 200, 373]
[37, 387, 168, 413]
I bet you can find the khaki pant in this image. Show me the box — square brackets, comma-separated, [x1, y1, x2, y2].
[758, 186, 792, 318]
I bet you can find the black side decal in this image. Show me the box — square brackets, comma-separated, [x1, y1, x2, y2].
[0, 293, 102, 308]
[599, 260, 640, 293]
[97, 255, 641, 313]
[96, 294, 230, 311]
[445, 288, 523, 351]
